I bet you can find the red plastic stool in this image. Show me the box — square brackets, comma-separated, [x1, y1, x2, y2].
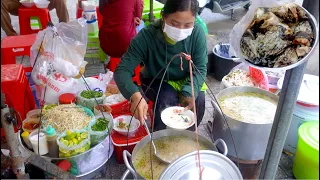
[1, 64, 36, 137]
[76, 6, 103, 28]
[18, 6, 51, 35]
[1, 34, 37, 72]
[107, 57, 141, 86]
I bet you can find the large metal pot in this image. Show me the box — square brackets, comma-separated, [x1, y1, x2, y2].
[122, 129, 228, 180]
[211, 86, 279, 161]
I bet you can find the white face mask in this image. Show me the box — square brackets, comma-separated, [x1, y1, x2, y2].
[163, 22, 194, 42]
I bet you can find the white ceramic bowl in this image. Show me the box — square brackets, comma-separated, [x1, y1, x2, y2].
[34, 0, 50, 9]
[113, 115, 140, 137]
[20, 0, 35, 8]
[161, 106, 195, 130]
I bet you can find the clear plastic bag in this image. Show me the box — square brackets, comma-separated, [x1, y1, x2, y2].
[78, 135, 114, 174]
[104, 94, 126, 105]
[57, 129, 90, 158]
[88, 113, 113, 146]
[76, 91, 106, 111]
[31, 18, 88, 86]
[229, 0, 295, 64]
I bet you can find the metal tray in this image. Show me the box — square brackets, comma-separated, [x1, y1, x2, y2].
[18, 131, 114, 178]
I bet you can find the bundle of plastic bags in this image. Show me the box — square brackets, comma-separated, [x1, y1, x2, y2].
[31, 18, 88, 86]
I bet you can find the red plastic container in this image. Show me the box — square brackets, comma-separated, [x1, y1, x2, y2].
[59, 93, 76, 104]
[111, 114, 147, 164]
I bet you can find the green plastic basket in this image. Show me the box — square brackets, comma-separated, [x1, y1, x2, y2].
[293, 121, 319, 179]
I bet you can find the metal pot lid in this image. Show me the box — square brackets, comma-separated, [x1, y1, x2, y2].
[160, 150, 243, 180]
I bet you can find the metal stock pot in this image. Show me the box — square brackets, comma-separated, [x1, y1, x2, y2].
[211, 86, 279, 160]
[121, 129, 229, 180]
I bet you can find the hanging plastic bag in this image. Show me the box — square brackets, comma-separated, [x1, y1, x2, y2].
[104, 94, 126, 105]
[77, 135, 113, 174]
[229, 0, 295, 64]
[31, 18, 88, 86]
[88, 113, 113, 146]
[57, 129, 90, 158]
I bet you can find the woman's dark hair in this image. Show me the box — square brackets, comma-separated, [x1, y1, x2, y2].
[162, 0, 199, 18]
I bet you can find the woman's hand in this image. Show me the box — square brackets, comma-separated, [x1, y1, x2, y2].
[182, 96, 194, 111]
[130, 92, 148, 123]
[134, 17, 141, 26]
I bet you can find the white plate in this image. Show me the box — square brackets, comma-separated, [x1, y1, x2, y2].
[161, 106, 195, 130]
[113, 115, 140, 137]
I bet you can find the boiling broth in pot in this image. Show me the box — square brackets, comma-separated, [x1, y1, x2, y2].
[219, 92, 277, 124]
[133, 136, 210, 180]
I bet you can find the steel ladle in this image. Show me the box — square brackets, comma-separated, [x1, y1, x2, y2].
[142, 121, 171, 164]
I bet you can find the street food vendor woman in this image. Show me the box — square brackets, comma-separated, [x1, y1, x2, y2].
[114, 0, 207, 131]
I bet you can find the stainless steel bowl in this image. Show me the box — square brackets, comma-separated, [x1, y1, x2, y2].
[241, 5, 319, 71]
[18, 131, 114, 178]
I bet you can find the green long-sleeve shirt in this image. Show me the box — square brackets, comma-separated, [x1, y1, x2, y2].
[114, 20, 207, 100]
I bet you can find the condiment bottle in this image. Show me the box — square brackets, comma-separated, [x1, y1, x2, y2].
[29, 130, 49, 155]
[21, 131, 33, 149]
[46, 125, 59, 158]
[59, 93, 76, 104]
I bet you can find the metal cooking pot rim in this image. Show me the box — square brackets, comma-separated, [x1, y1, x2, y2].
[214, 86, 279, 125]
[123, 129, 223, 179]
[159, 150, 243, 180]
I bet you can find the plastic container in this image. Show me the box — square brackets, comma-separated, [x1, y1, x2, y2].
[111, 121, 147, 164]
[76, 90, 105, 111]
[89, 113, 113, 146]
[81, 0, 97, 11]
[293, 121, 319, 179]
[57, 130, 90, 158]
[93, 104, 112, 115]
[280, 74, 319, 153]
[59, 93, 76, 104]
[46, 125, 59, 158]
[29, 130, 49, 155]
[21, 131, 33, 149]
[26, 109, 41, 119]
[87, 20, 98, 35]
[268, 84, 279, 94]
[82, 11, 97, 22]
[211, 43, 240, 81]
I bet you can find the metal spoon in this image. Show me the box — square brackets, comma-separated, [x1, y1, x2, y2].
[142, 121, 171, 164]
